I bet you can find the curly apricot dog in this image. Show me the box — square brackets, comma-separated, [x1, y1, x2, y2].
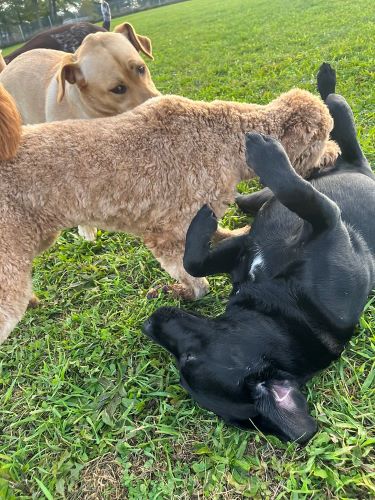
[0, 84, 338, 343]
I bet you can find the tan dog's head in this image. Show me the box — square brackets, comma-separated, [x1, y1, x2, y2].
[56, 22, 160, 115]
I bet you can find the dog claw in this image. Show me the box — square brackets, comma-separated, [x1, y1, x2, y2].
[146, 284, 195, 300]
[146, 284, 171, 299]
[28, 294, 41, 309]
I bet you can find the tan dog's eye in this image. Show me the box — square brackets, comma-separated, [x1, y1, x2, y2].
[137, 66, 146, 75]
[110, 85, 127, 94]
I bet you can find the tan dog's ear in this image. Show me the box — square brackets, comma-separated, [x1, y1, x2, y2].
[114, 22, 154, 60]
[56, 54, 86, 103]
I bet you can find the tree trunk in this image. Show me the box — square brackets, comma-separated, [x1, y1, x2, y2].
[48, 0, 57, 21]
[32, 0, 43, 28]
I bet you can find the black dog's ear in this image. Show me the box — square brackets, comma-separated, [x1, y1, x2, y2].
[252, 379, 317, 444]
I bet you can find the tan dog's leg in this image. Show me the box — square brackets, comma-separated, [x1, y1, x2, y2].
[145, 237, 209, 300]
[0, 253, 32, 344]
[78, 225, 97, 242]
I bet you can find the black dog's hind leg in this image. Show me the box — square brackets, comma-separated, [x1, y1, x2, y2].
[325, 95, 372, 173]
[235, 187, 274, 215]
[317, 63, 371, 174]
[245, 133, 341, 232]
[183, 205, 247, 277]
[317, 62, 336, 101]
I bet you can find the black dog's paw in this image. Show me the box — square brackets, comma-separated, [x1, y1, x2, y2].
[245, 133, 291, 186]
[317, 62, 336, 101]
[192, 204, 218, 233]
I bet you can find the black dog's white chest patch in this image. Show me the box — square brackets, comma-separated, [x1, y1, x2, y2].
[249, 251, 265, 280]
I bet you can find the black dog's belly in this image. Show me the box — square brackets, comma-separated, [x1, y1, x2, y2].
[248, 171, 375, 280]
[312, 173, 375, 253]
[252, 172, 373, 240]
[235, 167, 375, 350]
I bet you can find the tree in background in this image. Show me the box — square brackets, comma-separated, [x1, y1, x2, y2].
[79, 0, 100, 20]
[0, 0, 81, 30]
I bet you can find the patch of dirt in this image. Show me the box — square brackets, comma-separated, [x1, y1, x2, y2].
[70, 453, 127, 500]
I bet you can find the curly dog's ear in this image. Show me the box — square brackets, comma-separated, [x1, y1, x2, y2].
[114, 22, 153, 60]
[56, 54, 86, 103]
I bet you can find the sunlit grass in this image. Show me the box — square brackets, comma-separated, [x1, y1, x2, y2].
[0, 0, 374, 497]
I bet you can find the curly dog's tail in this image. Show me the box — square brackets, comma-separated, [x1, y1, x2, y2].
[0, 83, 21, 160]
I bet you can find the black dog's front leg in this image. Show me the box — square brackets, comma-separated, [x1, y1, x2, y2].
[183, 205, 246, 277]
[245, 133, 341, 232]
[236, 187, 274, 215]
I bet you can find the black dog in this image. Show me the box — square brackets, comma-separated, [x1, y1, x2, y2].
[143, 65, 375, 444]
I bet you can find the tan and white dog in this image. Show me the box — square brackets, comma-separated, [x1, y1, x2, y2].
[0, 22, 158, 124]
[0, 22, 160, 241]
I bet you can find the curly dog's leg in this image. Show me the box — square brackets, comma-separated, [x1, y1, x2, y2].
[316, 63, 340, 169]
[318, 140, 340, 169]
[145, 236, 209, 300]
[0, 249, 32, 344]
[27, 231, 60, 309]
[37, 232, 60, 253]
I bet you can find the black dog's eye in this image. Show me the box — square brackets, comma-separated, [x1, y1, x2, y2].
[137, 65, 146, 75]
[110, 85, 127, 94]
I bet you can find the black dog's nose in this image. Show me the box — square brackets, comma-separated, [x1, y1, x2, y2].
[142, 317, 154, 337]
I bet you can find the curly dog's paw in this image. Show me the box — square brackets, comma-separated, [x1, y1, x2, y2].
[146, 283, 197, 301]
[28, 293, 41, 309]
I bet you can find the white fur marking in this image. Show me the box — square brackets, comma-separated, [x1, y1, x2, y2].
[272, 387, 292, 403]
[249, 251, 265, 280]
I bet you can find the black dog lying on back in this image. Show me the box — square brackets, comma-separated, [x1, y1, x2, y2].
[144, 65, 375, 444]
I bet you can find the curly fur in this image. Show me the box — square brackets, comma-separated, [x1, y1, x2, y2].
[0, 84, 337, 343]
[0, 85, 21, 159]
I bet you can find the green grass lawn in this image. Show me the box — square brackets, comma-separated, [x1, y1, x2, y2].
[1, 0, 374, 498]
